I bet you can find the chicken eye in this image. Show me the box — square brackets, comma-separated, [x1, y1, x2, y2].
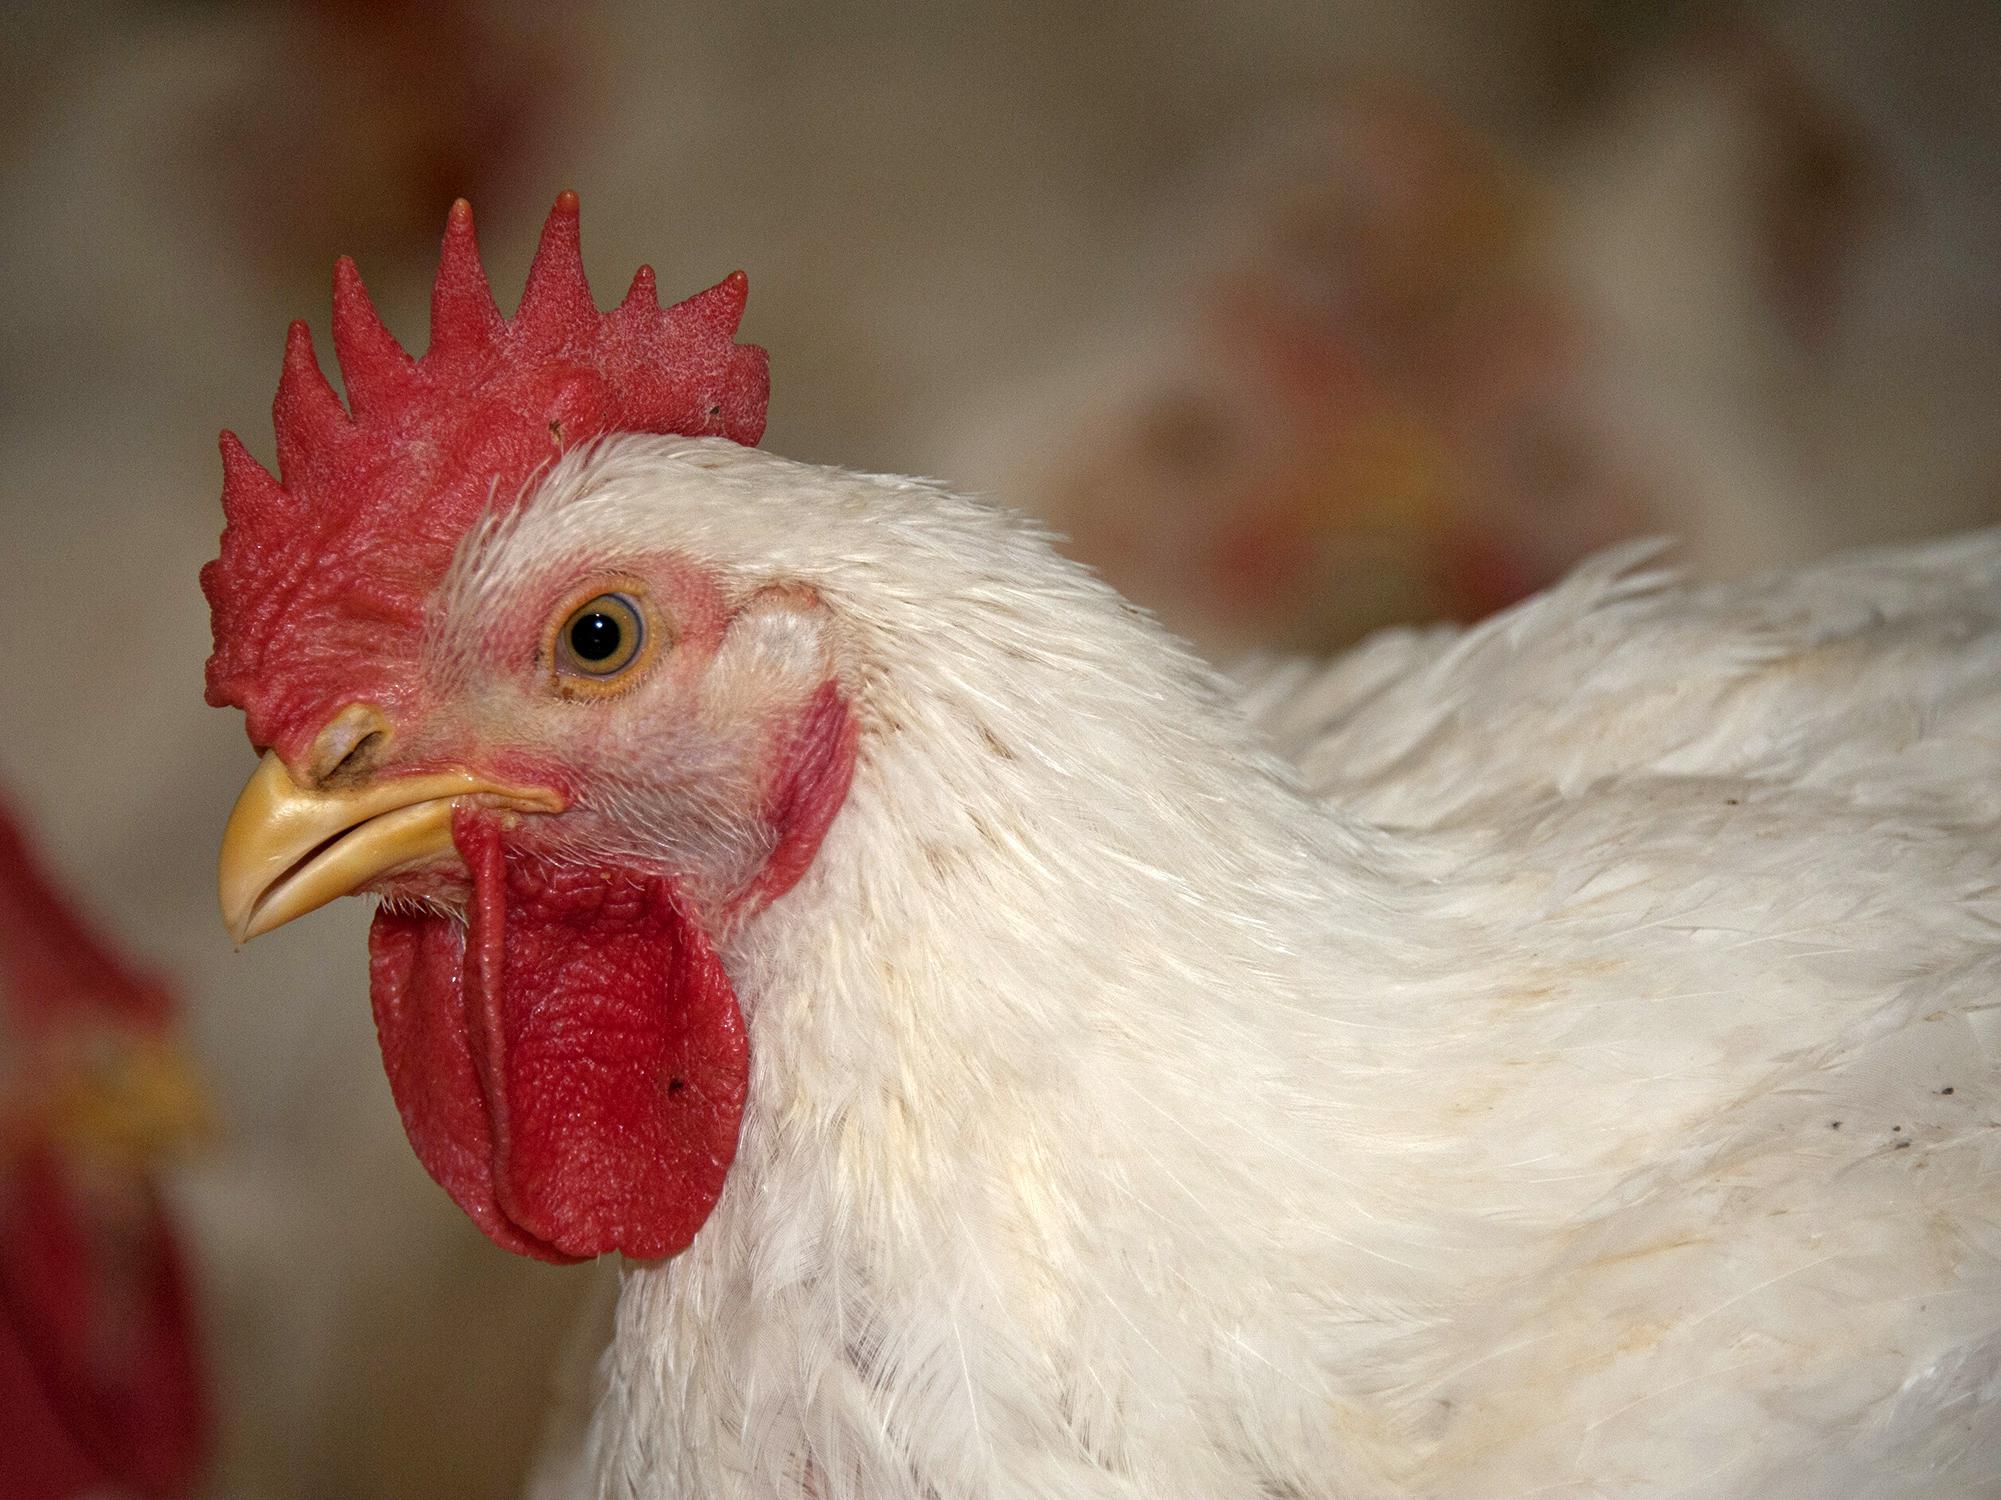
[552, 592, 649, 689]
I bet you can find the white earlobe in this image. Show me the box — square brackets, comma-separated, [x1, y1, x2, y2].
[709, 587, 835, 709]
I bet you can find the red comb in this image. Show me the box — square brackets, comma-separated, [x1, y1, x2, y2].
[200, 192, 769, 755]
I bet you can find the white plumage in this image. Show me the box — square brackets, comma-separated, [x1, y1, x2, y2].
[457, 437, 1999, 1499]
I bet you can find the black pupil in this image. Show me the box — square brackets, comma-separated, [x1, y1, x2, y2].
[568, 610, 624, 663]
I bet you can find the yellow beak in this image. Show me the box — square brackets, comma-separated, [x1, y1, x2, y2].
[218, 751, 561, 945]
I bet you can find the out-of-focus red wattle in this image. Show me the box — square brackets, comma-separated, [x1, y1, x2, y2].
[0, 1153, 207, 1499]
[0, 794, 208, 1499]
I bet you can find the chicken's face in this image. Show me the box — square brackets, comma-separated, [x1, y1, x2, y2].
[348, 535, 850, 924]
[201, 198, 857, 1263]
[220, 499, 857, 1264]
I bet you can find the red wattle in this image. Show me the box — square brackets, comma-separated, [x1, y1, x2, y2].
[367, 812, 747, 1263]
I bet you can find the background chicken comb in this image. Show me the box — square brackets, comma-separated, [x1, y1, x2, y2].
[200, 192, 769, 757]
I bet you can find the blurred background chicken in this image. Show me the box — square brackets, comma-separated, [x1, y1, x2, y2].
[0, 793, 210, 1498]
[0, 0, 1997, 1494]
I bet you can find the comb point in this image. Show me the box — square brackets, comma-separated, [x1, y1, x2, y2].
[618, 264, 659, 311]
[331, 257, 415, 411]
[217, 430, 285, 524]
[274, 323, 350, 484]
[429, 197, 503, 354]
[517, 190, 596, 337]
[681, 270, 751, 335]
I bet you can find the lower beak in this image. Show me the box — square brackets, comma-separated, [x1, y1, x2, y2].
[218, 751, 561, 944]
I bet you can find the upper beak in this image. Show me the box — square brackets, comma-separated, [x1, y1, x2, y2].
[218, 751, 562, 945]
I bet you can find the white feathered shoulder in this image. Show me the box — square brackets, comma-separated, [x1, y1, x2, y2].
[1234, 533, 2001, 1495]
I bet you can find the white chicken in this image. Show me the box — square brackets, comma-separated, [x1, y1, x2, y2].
[207, 197, 2000, 1499]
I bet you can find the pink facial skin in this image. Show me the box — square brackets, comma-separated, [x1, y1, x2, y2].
[362, 562, 857, 1264]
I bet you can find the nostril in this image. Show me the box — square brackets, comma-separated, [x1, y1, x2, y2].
[326, 731, 385, 785]
[302, 703, 394, 788]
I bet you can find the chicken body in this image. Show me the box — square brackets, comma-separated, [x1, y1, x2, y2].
[451, 440, 2000, 1499]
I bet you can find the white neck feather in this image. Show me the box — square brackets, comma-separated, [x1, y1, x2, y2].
[541, 439, 1486, 1499]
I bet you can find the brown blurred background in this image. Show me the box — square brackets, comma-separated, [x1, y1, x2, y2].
[0, 1, 1995, 1495]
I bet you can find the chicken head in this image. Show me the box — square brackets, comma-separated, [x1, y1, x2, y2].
[207, 197, 855, 1264]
